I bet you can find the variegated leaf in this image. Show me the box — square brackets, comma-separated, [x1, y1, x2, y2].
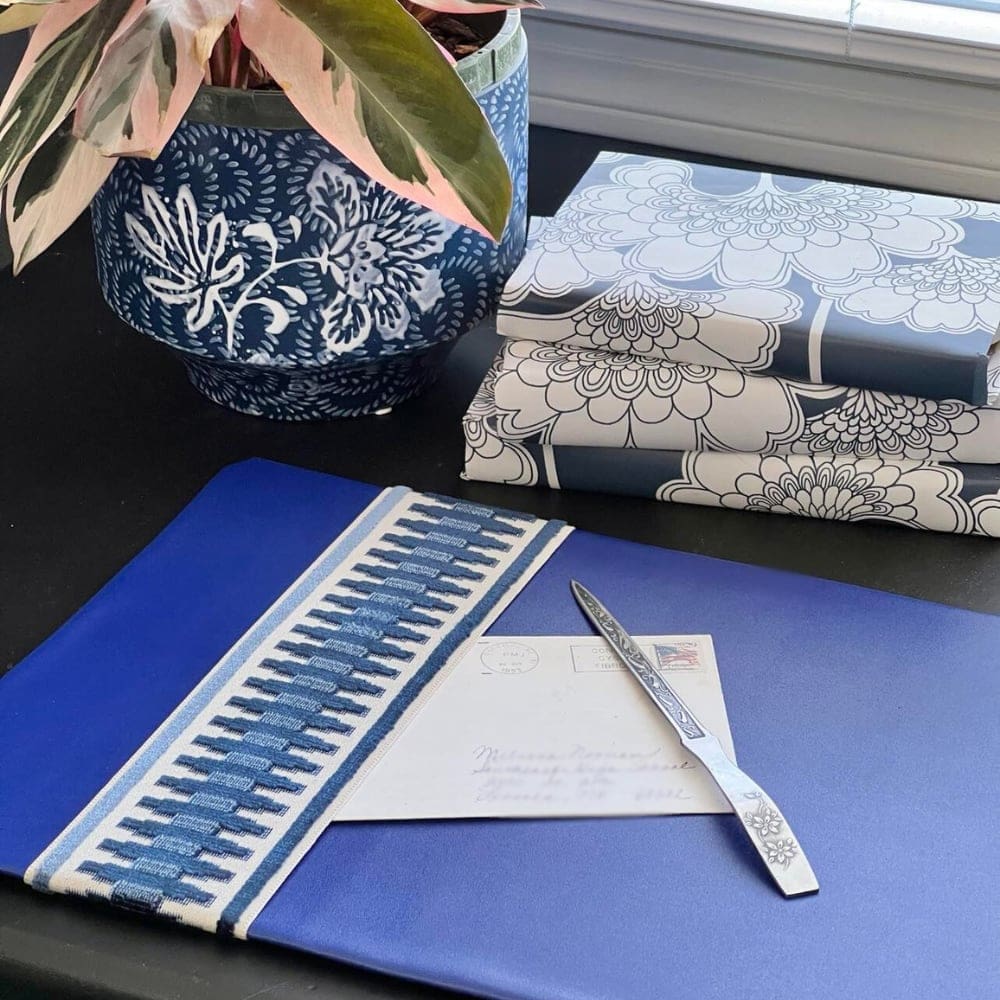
[406, 1, 541, 10]
[238, 0, 512, 241]
[5, 118, 115, 272]
[0, 0, 135, 195]
[74, 0, 239, 157]
[0, 5, 45, 31]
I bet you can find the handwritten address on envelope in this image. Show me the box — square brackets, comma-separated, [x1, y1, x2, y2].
[336, 635, 735, 821]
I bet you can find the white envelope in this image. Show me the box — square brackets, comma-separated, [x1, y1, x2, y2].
[336, 635, 735, 820]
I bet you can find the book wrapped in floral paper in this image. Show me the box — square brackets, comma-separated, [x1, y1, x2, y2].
[500, 154, 1000, 404]
[464, 359, 1000, 537]
[492, 338, 1000, 463]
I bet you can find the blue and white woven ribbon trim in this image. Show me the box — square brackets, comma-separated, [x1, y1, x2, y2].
[27, 487, 570, 937]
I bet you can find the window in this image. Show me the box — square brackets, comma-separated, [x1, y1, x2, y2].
[527, 0, 1000, 200]
[911, 1, 1000, 10]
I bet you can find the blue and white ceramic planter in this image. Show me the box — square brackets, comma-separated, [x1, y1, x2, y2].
[91, 12, 528, 420]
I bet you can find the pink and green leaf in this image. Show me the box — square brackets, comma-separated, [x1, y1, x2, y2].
[0, 5, 46, 32]
[0, 0, 135, 194]
[74, 0, 240, 158]
[237, 0, 512, 241]
[0, 0, 69, 7]
[406, 1, 541, 11]
[5, 117, 115, 272]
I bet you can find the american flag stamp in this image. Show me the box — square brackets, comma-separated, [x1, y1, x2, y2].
[653, 641, 702, 670]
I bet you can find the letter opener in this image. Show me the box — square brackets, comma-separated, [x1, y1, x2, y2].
[571, 580, 818, 898]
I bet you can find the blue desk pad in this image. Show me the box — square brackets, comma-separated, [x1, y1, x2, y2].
[2, 459, 998, 999]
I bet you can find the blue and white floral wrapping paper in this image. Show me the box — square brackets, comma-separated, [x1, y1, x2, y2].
[492, 338, 1000, 463]
[464, 359, 1000, 536]
[500, 153, 1000, 405]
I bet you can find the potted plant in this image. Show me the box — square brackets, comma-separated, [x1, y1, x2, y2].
[0, 0, 536, 418]
[0, 26, 24, 271]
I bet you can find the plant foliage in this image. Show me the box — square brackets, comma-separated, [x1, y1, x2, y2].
[0, 0, 539, 272]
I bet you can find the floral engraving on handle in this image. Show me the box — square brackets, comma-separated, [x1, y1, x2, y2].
[745, 802, 784, 838]
[573, 584, 705, 740]
[763, 838, 799, 868]
[744, 801, 799, 869]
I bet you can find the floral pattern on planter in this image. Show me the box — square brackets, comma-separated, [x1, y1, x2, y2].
[183, 342, 454, 420]
[124, 166, 455, 358]
[92, 31, 528, 419]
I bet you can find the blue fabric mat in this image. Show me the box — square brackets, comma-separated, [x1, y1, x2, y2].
[2, 459, 997, 999]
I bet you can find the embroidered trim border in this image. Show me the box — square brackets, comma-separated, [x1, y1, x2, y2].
[26, 487, 570, 937]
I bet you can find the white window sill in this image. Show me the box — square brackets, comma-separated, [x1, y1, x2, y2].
[538, 0, 1000, 80]
[534, 0, 852, 59]
[852, 0, 1000, 80]
[525, 0, 1000, 200]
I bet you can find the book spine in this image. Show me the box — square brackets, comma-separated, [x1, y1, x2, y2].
[491, 339, 1000, 464]
[464, 366, 1000, 537]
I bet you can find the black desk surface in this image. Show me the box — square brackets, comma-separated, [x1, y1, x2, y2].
[3, 126, 1000, 1000]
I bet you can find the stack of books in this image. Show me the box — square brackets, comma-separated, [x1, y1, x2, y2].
[463, 151, 1000, 536]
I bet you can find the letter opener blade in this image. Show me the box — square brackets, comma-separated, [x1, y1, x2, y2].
[570, 580, 818, 898]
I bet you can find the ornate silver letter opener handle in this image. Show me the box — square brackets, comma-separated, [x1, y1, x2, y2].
[571, 581, 818, 898]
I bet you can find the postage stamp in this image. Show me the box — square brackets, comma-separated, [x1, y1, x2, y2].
[652, 641, 702, 670]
